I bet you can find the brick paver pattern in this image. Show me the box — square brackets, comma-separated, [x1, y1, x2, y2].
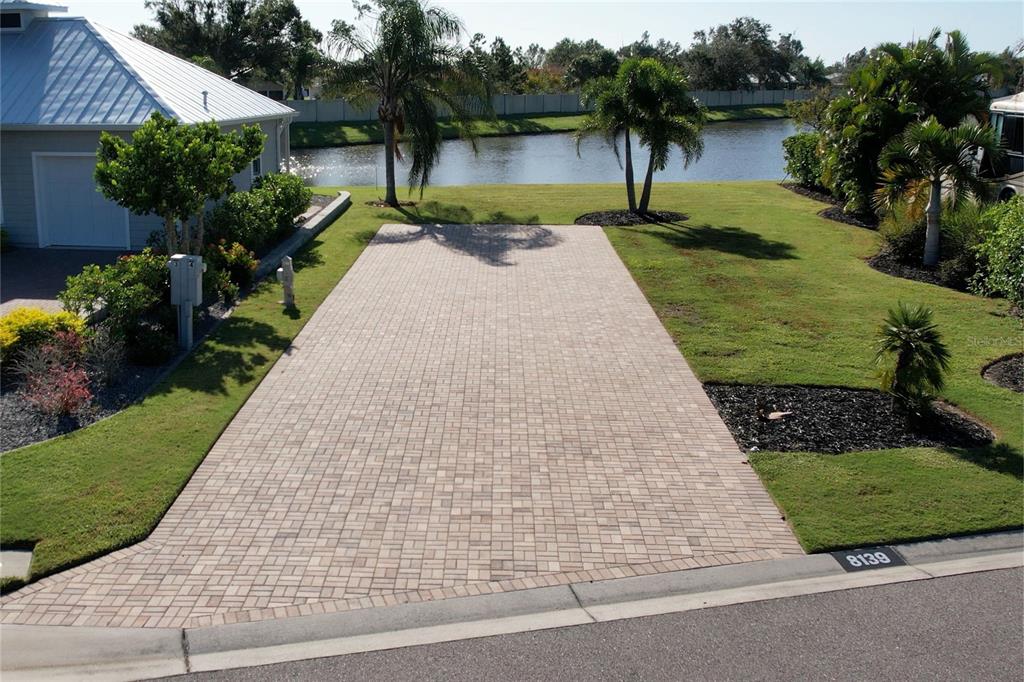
[1, 224, 800, 628]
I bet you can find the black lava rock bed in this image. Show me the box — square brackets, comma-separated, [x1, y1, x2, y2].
[779, 183, 878, 228]
[575, 209, 688, 227]
[983, 354, 1023, 393]
[0, 302, 229, 453]
[867, 250, 946, 288]
[704, 384, 993, 454]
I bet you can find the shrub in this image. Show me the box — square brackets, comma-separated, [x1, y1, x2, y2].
[12, 332, 83, 384]
[59, 250, 169, 336]
[84, 322, 127, 387]
[14, 339, 92, 417]
[23, 363, 93, 417]
[208, 190, 278, 253]
[127, 323, 177, 366]
[209, 241, 259, 290]
[782, 132, 824, 189]
[879, 200, 991, 288]
[874, 303, 950, 416]
[205, 267, 240, 305]
[253, 173, 312, 233]
[207, 174, 310, 253]
[0, 307, 85, 363]
[972, 196, 1024, 309]
[879, 204, 926, 262]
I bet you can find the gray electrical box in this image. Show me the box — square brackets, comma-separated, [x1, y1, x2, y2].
[168, 254, 205, 305]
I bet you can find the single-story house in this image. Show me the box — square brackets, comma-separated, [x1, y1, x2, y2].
[0, 1, 297, 250]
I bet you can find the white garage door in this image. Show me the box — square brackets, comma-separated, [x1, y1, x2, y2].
[35, 154, 128, 248]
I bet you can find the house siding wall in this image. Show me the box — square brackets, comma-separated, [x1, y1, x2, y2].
[0, 117, 291, 250]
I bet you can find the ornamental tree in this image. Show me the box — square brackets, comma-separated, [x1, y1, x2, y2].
[95, 112, 264, 254]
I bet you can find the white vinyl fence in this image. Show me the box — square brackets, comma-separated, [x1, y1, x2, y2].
[288, 89, 816, 123]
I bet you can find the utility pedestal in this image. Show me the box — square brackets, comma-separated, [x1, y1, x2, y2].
[168, 254, 205, 350]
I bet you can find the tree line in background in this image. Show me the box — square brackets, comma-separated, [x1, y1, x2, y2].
[134, 0, 1023, 97]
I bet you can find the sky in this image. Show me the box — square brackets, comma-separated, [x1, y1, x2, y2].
[59, 1, 1023, 64]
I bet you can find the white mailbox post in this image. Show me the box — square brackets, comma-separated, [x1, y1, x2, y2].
[167, 254, 206, 349]
[276, 256, 295, 308]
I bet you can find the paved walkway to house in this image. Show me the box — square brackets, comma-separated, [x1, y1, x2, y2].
[0, 224, 799, 629]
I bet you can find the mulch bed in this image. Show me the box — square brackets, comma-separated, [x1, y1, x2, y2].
[1, 364, 164, 452]
[983, 354, 1024, 393]
[867, 249, 946, 287]
[780, 183, 878, 229]
[309, 194, 332, 209]
[575, 209, 688, 227]
[0, 302, 229, 453]
[704, 384, 993, 454]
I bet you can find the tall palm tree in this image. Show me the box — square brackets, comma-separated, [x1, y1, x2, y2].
[575, 76, 638, 211]
[326, 0, 485, 205]
[875, 116, 1000, 266]
[575, 58, 706, 215]
[625, 59, 706, 214]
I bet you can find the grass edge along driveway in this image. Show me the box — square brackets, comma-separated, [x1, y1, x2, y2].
[0, 197, 373, 591]
[2, 182, 1020, 592]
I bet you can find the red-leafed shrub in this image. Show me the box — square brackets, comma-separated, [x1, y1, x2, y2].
[23, 363, 93, 417]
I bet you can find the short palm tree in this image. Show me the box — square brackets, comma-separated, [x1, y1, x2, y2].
[326, 0, 485, 206]
[874, 303, 950, 416]
[575, 58, 705, 215]
[875, 116, 1000, 266]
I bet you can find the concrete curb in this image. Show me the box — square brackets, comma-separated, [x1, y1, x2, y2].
[254, 191, 352, 280]
[2, 530, 1020, 681]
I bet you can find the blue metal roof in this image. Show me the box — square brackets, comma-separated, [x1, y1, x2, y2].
[0, 1, 68, 10]
[1, 17, 295, 127]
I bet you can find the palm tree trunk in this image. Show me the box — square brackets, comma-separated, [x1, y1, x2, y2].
[624, 129, 637, 213]
[923, 179, 942, 267]
[638, 153, 656, 214]
[382, 118, 399, 206]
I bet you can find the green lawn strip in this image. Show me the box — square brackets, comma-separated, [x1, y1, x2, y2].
[0, 192, 373, 585]
[2, 182, 1019, 586]
[602, 181, 1022, 550]
[290, 105, 788, 148]
[704, 104, 789, 122]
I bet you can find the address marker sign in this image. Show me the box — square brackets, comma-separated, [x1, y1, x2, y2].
[831, 546, 906, 572]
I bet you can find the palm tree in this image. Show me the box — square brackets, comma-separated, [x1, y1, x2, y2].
[326, 0, 485, 206]
[626, 59, 706, 214]
[875, 117, 1000, 266]
[575, 58, 706, 215]
[575, 76, 638, 211]
[874, 303, 950, 416]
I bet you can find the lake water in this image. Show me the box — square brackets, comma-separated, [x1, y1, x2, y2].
[290, 118, 797, 187]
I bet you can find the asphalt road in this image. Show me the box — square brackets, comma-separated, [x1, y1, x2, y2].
[171, 568, 1023, 681]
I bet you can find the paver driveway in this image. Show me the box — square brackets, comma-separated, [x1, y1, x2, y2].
[1, 224, 799, 628]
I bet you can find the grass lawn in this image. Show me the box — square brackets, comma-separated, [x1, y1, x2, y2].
[290, 105, 788, 148]
[2, 182, 1020, 591]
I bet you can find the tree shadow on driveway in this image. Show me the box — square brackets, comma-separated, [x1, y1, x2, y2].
[371, 222, 562, 267]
